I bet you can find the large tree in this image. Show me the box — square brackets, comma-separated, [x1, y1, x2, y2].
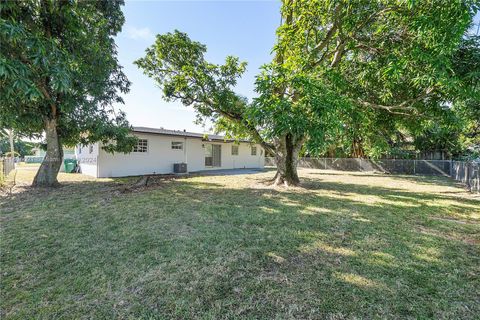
[136, 0, 478, 185]
[0, 0, 136, 187]
[450, 34, 480, 157]
[308, 33, 480, 160]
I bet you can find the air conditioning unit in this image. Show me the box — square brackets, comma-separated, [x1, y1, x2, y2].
[173, 163, 187, 173]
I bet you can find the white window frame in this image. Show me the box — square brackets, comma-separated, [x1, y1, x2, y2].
[133, 139, 148, 153]
[251, 145, 257, 156]
[231, 145, 239, 156]
[171, 141, 183, 150]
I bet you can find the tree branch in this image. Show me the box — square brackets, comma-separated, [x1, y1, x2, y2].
[171, 82, 276, 154]
[357, 87, 435, 115]
[330, 39, 346, 67]
[311, 3, 343, 54]
[215, 109, 275, 154]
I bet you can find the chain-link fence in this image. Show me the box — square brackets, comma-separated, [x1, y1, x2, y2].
[24, 156, 45, 163]
[451, 161, 480, 193]
[265, 157, 479, 193]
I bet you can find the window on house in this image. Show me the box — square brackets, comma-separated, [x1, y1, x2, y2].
[133, 139, 148, 153]
[89, 145, 93, 154]
[251, 145, 257, 156]
[171, 141, 183, 150]
[78, 146, 82, 154]
[231, 145, 239, 156]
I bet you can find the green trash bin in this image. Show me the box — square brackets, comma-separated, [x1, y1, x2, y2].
[64, 159, 77, 173]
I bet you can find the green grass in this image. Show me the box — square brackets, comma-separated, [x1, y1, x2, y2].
[1, 168, 479, 319]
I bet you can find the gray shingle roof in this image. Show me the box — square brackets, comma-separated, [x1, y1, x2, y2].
[132, 127, 249, 142]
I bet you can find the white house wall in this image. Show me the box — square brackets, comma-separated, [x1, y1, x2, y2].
[95, 132, 264, 178]
[75, 143, 98, 178]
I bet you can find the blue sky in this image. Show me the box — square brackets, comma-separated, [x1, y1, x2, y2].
[115, 0, 280, 133]
[114, 1, 480, 133]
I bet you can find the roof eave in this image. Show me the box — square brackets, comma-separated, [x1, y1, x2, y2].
[131, 129, 249, 143]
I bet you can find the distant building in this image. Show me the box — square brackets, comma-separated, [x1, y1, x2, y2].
[31, 147, 75, 158]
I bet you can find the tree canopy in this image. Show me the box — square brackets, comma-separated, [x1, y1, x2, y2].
[0, 0, 135, 186]
[136, 0, 479, 185]
[312, 33, 480, 159]
[0, 136, 34, 157]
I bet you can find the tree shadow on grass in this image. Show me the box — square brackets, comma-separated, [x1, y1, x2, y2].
[129, 179, 478, 318]
[308, 169, 470, 190]
[167, 179, 478, 317]
[1, 172, 479, 319]
[300, 177, 478, 208]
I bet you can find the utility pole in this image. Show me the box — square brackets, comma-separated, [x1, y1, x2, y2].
[9, 129, 14, 158]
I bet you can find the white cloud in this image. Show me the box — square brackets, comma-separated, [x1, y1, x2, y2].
[125, 26, 154, 41]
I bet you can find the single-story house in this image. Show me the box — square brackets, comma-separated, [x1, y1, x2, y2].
[75, 127, 265, 178]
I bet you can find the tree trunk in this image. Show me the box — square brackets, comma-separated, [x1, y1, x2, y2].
[273, 134, 303, 186]
[351, 137, 365, 158]
[32, 119, 63, 187]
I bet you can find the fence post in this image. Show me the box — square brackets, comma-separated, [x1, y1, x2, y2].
[467, 162, 471, 191]
[474, 167, 477, 192]
[413, 160, 416, 175]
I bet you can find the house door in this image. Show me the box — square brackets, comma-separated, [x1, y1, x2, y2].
[205, 144, 221, 167]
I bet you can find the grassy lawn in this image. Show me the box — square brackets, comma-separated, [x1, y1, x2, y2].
[1, 167, 479, 319]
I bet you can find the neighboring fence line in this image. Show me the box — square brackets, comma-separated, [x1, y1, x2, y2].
[0, 157, 15, 183]
[451, 161, 480, 193]
[24, 156, 45, 163]
[265, 157, 479, 193]
[25, 154, 76, 163]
